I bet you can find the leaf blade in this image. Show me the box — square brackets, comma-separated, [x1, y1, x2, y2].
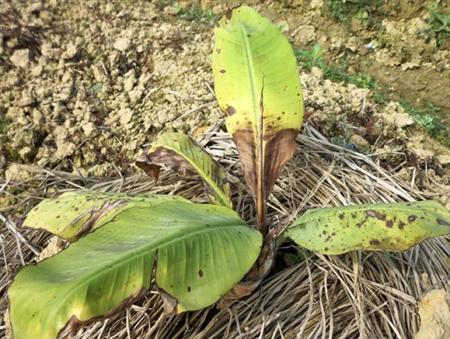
[24, 192, 185, 240]
[287, 200, 450, 254]
[212, 6, 304, 225]
[9, 201, 262, 339]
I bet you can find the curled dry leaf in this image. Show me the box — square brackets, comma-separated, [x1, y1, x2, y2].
[136, 132, 232, 207]
[212, 6, 304, 227]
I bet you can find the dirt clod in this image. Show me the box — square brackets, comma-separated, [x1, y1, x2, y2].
[415, 290, 450, 339]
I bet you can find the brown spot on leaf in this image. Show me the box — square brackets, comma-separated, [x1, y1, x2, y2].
[220, 69, 226, 74]
[386, 219, 394, 228]
[356, 216, 368, 228]
[408, 215, 417, 223]
[398, 221, 406, 230]
[225, 105, 236, 116]
[370, 239, 381, 245]
[437, 218, 450, 226]
[198, 269, 203, 277]
[187, 286, 191, 292]
[338, 213, 344, 220]
[225, 8, 233, 19]
[366, 210, 386, 220]
[216, 48, 221, 54]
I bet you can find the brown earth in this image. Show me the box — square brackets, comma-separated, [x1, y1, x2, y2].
[1, 0, 449, 181]
[247, 0, 450, 126]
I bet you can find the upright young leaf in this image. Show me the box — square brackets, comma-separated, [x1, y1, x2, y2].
[287, 200, 450, 254]
[24, 192, 184, 241]
[212, 6, 304, 226]
[137, 132, 232, 208]
[8, 201, 262, 339]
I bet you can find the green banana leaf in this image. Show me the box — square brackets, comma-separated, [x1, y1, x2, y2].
[137, 132, 232, 208]
[212, 6, 304, 226]
[24, 191, 185, 240]
[9, 200, 262, 339]
[287, 200, 450, 254]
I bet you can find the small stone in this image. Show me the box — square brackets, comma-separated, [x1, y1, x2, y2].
[92, 64, 108, 83]
[123, 73, 136, 92]
[10, 49, 30, 68]
[346, 37, 359, 52]
[310, 67, 323, 80]
[54, 126, 76, 159]
[113, 37, 131, 52]
[82, 122, 96, 137]
[128, 87, 143, 104]
[294, 25, 316, 44]
[310, 0, 324, 9]
[31, 64, 43, 77]
[394, 113, 414, 128]
[436, 154, 450, 165]
[409, 145, 434, 159]
[401, 62, 420, 71]
[349, 134, 369, 149]
[17, 94, 35, 107]
[62, 42, 78, 60]
[32, 109, 43, 125]
[5, 163, 40, 182]
[119, 108, 133, 125]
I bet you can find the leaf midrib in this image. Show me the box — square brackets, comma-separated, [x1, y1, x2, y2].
[165, 144, 231, 208]
[241, 23, 265, 225]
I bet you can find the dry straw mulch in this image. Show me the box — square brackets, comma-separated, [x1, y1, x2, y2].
[1, 123, 449, 338]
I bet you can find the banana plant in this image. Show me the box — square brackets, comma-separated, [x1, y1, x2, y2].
[7, 6, 450, 339]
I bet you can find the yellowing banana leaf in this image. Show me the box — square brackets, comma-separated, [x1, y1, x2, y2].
[137, 132, 232, 208]
[212, 6, 304, 226]
[24, 191, 184, 241]
[287, 200, 450, 255]
[9, 201, 262, 339]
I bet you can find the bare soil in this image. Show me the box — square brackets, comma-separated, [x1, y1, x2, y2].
[1, 0, 449, 182]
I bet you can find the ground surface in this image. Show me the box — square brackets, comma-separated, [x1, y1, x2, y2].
[1, 1, 450, 338]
